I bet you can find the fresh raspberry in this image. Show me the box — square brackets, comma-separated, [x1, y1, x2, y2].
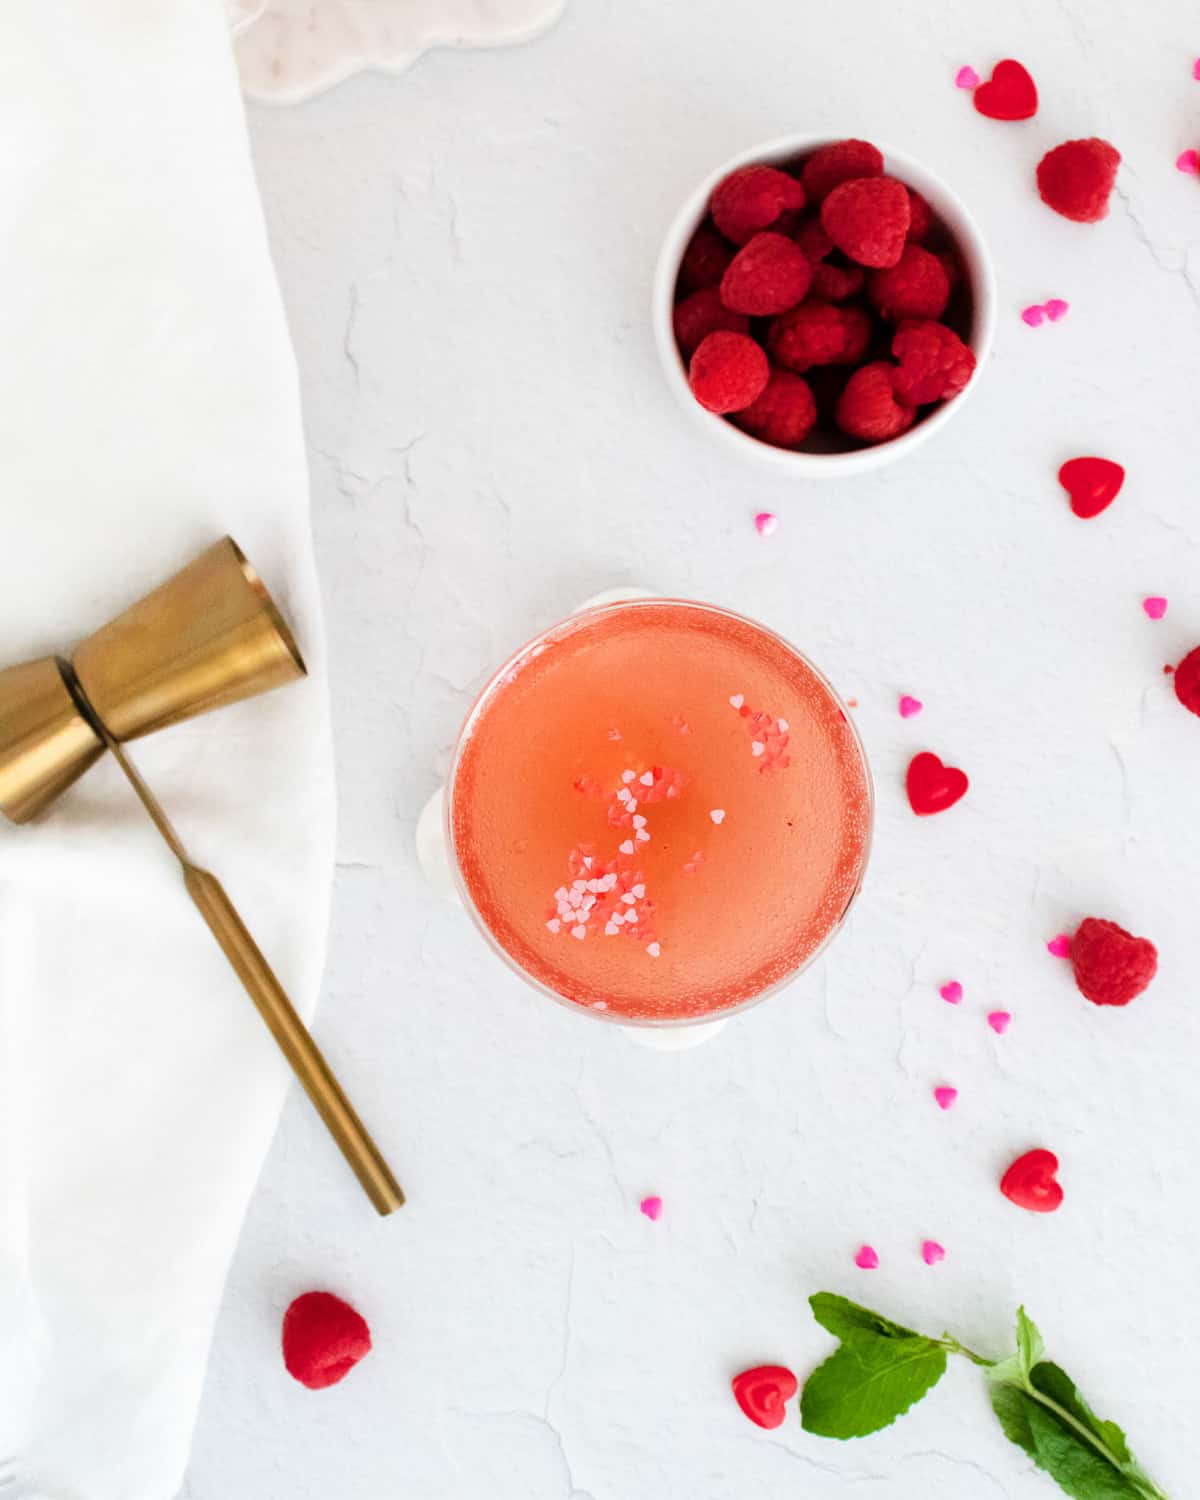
[891, 320, 976, 406]
[801, 139, 884, 204]
[938, 250, 962, 295]
[866, 245, 950, 322]
[733, 369, 817, 449]
[1070, 917, 1158, 1006]
[810, 261, 865, 301]
[720, 232, 812, 315]
[710, 165, 806, 245]
[672, 287, 749, 358]
[820, 177, 911, 268]
[768, 299, 871, 372]
[792, 217, 833, 262]
[1037, 138, 1121, 223]
[678, 223, 733, 293]
[906, 189, 935, 243]
[282, 1292, 372, 1390]
[1174, 644, 1200, 715]
[835, 361, 916, 443]
[688, 330, 769, 413]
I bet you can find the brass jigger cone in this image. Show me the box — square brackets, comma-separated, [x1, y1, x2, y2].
[0, 538, 403, 1216]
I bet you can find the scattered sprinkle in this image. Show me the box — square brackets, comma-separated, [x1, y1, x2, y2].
[729, 694, 745, 710]
[854, 1245, 880, 1270]
[939, 980, 963, 1005]
[1022, 299, 1070, 327]
[546, 918, 561, 933]
[1047, 934, 1071, 958]
[570, 924, 587, 941]
[1044, 298, 1069, 321]
[607, 727, 622, 742]
[622, 769, 635, 783]
[1194, 57, 1200, 80]
[1143, 595, 1168, 620]
[647, 941, 662, 958]
[639, 771, 655, 786]
[898, 694, 923, 719]
[922, 1240, 946, 1266]
[987, 1010, 1013, 1035]
[604, 921, 620, 936]
[591, 1001, 607, 1010]
[635, 829, 650, 843]
[1176, 149, 1200, 175]
[1021, 304, 1046, 327]
[955, 64, 980, 89]
[640, 1195, 663, 1221]
[620, 839, 635, 855]
[710, 808, 726, 825]
[846, 697, 858, 708]
[754, 511, 779, 537]
[632, 883, 646, 897]
[777, 717, 789, 732]
[934, 1086, 958, 1111]
[751, 741, 765, 757]
[632, 814, 647, 829]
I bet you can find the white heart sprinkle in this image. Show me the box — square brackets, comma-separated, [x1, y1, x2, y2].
[620, 839, 635, 855]
[710, 809, 725, 824]
[582, 895, 596, 910]
[751, 741, 765, 757]
[622, 769, 635, 783]
[546, 919, 561, 933]
[632, 883, 646, 898]
[582, 856, 593, 868]
[570, 924, 587, 940]
[632, 814, 647, 829]
[777, 718, 789, 732]
[555, 887, 568, 901]
[729, 694, 744, 709]
[572, 879, 586, 891]
[640, 771, 654, 786]
[646, 942, 661, 957]
[635, 830, 649, 843]
[604, 922, 620, 936]
[621, 893, 636, 905]
[592, 1001, 608, 1010]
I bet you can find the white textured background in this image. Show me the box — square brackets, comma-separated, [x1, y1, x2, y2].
[184, 2, 1200, 1494]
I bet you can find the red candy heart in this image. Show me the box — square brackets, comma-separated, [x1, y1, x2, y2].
[1000, 1149, 1063, 1214]
[973, 59, 1038, 121]
[732, 1364, 798, 1429]
[282, 1291, 372, 1390]
[1058, 456, 1125, 519]
[906, 752, 969, 816]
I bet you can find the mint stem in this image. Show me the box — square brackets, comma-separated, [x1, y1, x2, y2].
[938, 1333, 995, 1369]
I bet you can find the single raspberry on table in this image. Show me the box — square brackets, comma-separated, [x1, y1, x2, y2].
[891, 320, 976, 405]
[835, 361, 916, 442]
[867, 244, 950, 321]
[810, 260, 865, 302]
[282, 1292, 372, 1390]
[720, 231, 812, 315]
[673, 287, 749, 358]
[820, 177, 911, 268]
[1037, 138, 1121, 223]
[710, 164, 806, 245]
[733, 369, 818, 448]
[906, 188, 935, 243]
[801, 139, 884, 204]
[678, 223, 734, 293]
[768, 299, 871, 371]
[792, 216, 833, 262]
[1174, 644, 1200, 715]
[1070, 917, 1158, 1006]
[688, 330, 769, 413]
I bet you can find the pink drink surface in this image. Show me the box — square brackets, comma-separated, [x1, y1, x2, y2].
[451, 602, 870, 1021]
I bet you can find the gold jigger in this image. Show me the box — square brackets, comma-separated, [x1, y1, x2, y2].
[0, 538, 403, 1216]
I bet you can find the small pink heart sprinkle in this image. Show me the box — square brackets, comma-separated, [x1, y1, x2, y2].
[646, 941, 661, 958]
[922, 1240, 946, 1266]
[1047, 934, 1071, 958]
[939, 981, 963, 1005]
[933, 1086, 958, 1110]
[898, 694, 923, 719]
[1021, 304, 1046, 327]
[620, 839, 635, 855]
[755, 511, 779, 537]
[1176, 148, 1200, 175]
[640, 1195, 663, 1221]
[729, 694, 745, 710]
[987, 1010, 1012, 1035]
[955, 64, 980, 89]
[710, 808, 725, 824]
[854, 1245, 880, 1270]
[1044, 298, 1070, 321]
[1143, 595, 1168, 620]
[1193, 57, 1200, 80]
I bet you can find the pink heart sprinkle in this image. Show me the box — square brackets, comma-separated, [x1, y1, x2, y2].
[922, 1240, 946, 1266]
[1176, 149, 1200, 175]
[1193, 57, 1200, 80]
[1047, 934, 1071, 958]
[1021, 304, 1046, 328]
[1044, 298, 1070, 322]
[854, 1245, 880, 1270]
[933, 1086, 958, 1111]
[898, 694, 923, 718]
[955, 64, 980, 89]
[987, 1010, 1012, 1035]
[939, 981, 963, 1005]
[755, 511, 779, 537]
[640, 1195, 663, 1221]
[1143, 596, 1169, 620]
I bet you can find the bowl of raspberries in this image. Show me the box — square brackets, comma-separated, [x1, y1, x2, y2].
[654, 135, 996, 473]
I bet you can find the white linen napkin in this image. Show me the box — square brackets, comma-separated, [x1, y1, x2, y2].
[0, 3, 336, 1496]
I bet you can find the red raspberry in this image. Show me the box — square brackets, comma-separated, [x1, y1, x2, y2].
[801, 139, 884, 205]
[282, 1292, 372, 1390]
[1037, 138, 1121, 223]
[938, 250, 962, 295]
[710, 165, 806, 245]
[688, 331, 769, 413]
[821, 177, 911, 268]
[1174, 644, 1200, 715]
[891, 320, 976, 406]
[768, 299, 871, 372]
[720, 232, 812, 315]
[672, 287, 750, 358]
[810, 261, 865, 301]
[835, 361, 916, 443]
[867, 245, 950, 322]
[733, 369, 817, 449]
[678, 222, 733, 293]
[1070, 916, 1158, 1006]
[906, 189, 935, 243]
[792, 216, 833, 262]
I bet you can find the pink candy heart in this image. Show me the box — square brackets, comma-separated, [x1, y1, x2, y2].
[1044, 298, 1070, 321]
[1143, 596, 1168, 620]
[922, 1240, 946, 1266]
[933, 1086, 958, 1111]
[1047, 934, 1071, 958]
[898, 694, 923, 718]
[987, 1010, 1012, 1035]
[955, 65, 980, 89]
[939, 980, 963, 1005]
[1023, 299, 1069, 327]
[1021, 304, 1045, 327]
[754, 511, 778, 537]
[854, 1244, 879, 1270]
[639, 1195, 663, 1221]
[1176, 149, 1200, 175]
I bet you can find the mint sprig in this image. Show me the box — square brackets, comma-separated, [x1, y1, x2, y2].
[799, 1295, 1170, 1500]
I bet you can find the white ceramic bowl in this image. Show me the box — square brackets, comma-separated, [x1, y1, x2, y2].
[653, 134, 997, 478]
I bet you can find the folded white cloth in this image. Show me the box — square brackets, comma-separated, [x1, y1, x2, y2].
[0, 3, 335, 1496]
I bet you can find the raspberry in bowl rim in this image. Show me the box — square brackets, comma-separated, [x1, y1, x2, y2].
[652, 133, 997, 477]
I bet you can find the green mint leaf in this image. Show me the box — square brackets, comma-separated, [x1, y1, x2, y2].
[808, 1293, 922, 1343]
[1029, 1364, 1132, 1468]
[1022, 1391, 1146, 1499]
[801, 1334, 947, 1439]
[1017, 1306, 1046, 1376]
[990, 1380, 1037, 1452]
